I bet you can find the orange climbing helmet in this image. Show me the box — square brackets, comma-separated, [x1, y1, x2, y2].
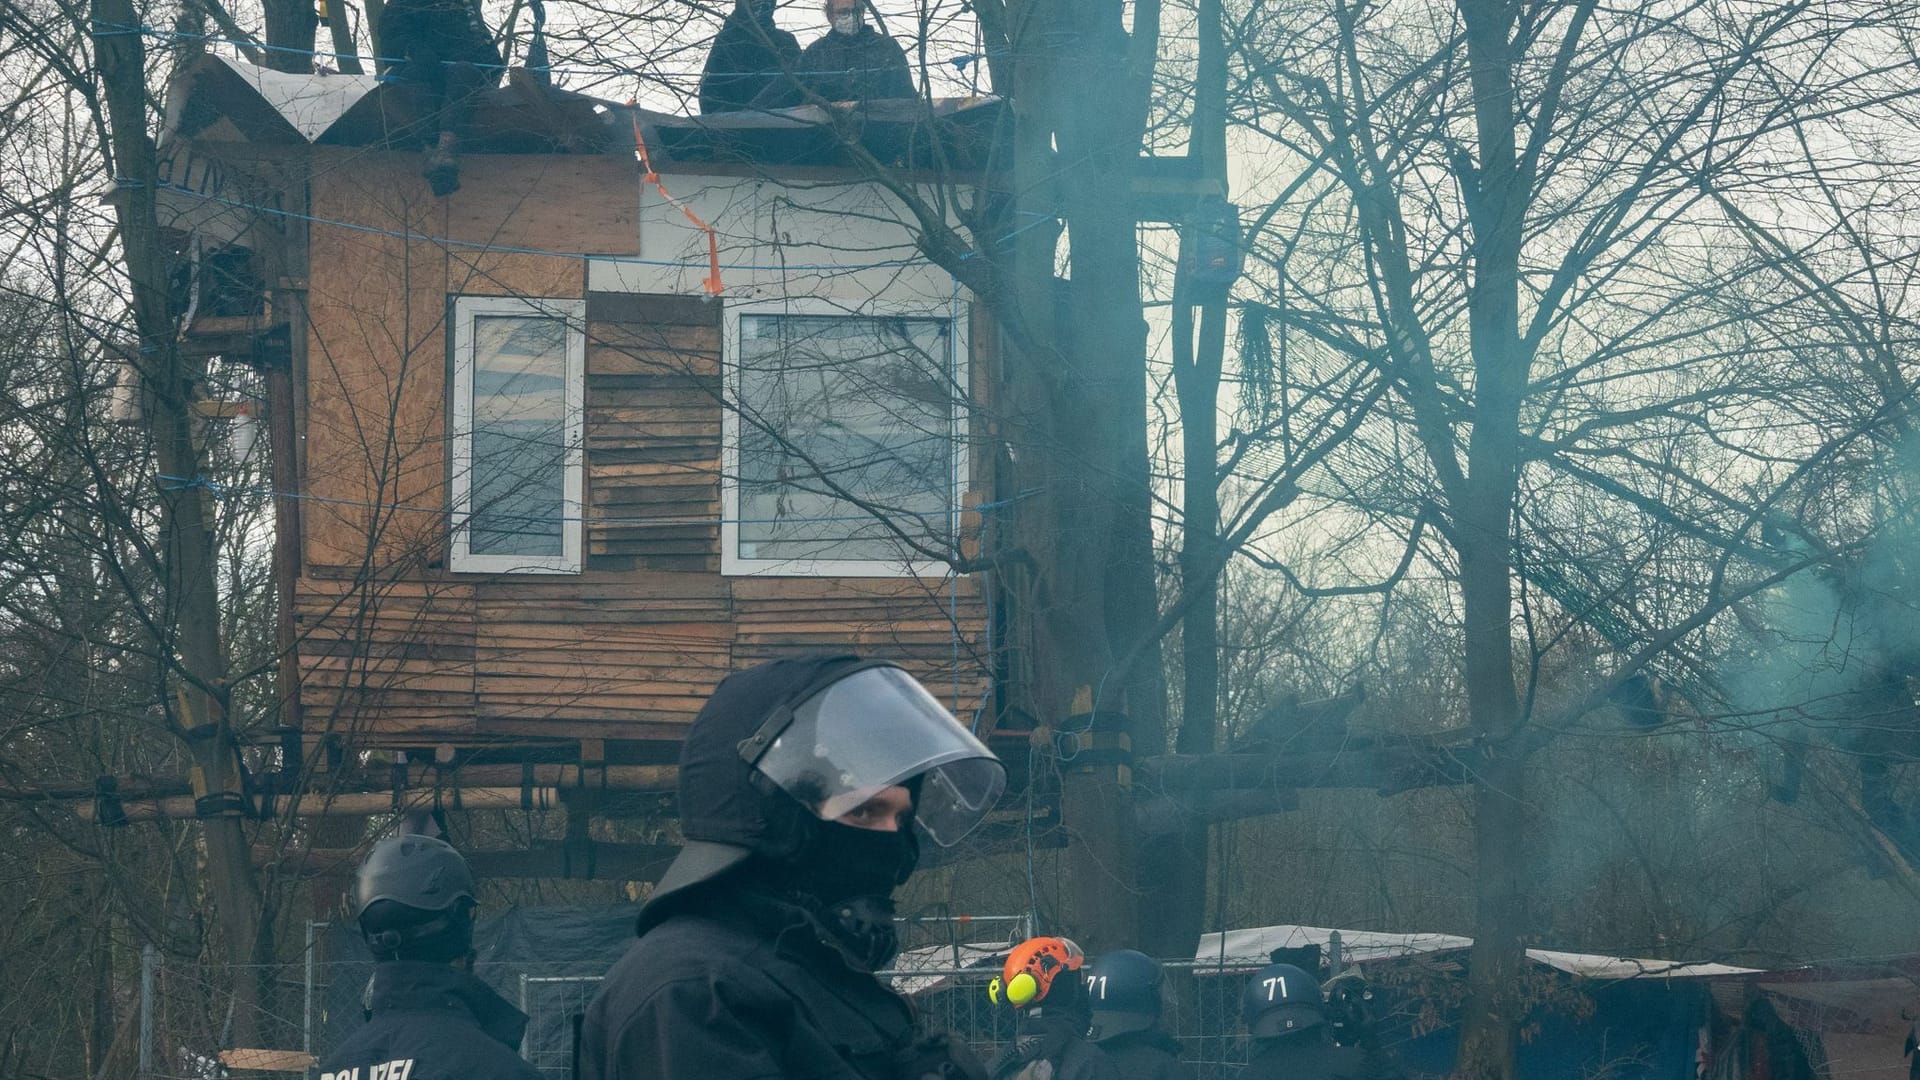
[988, 936, 1085, 1009]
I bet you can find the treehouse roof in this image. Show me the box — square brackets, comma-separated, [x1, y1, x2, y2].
[160, 53, 1008, 173]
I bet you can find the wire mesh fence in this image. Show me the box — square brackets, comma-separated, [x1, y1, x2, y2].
[134, 927, 1262, 1079]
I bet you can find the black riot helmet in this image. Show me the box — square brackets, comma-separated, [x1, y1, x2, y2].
[1242, 962, 1324, 1039]
[1085, 950, 1164, 1041]
[640, 655, 1005, 931]
[354, 833, 478, 962]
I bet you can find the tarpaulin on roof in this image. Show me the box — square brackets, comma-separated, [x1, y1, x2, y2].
[162, 54, 378, 146]
[1194, 923, 1761, 980]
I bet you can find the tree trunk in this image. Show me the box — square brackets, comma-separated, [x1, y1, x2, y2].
[1142, 293, 1227, 960]
[1138, 0, 1229, 962]
[1454, 0, 1529, 1074]
[261, 0, 319, 74]
[91, 0, 270, 1041]
[981, 0, 1162, 951]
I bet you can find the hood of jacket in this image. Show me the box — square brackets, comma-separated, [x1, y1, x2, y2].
[638, 654, 867, 933]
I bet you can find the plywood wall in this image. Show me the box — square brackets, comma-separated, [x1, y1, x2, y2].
[296, 152, 991, 748]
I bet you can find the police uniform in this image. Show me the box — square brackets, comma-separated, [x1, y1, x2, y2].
[1240, 1033, 1403, 1080]
[579, 655, 1004, 1080]
[1083, 950, 1188, 1080]
[987, 1025, 1117, 1080]
[318, 961, 539, 1080]
[1238, 961, 1402, 1080]
[1096, 1031, 1192, 1080]
[583, 888, 918, 1078]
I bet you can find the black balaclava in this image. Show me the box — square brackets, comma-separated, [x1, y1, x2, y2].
[649, 654, 921, 969]
[741, 0, 777, 25]
[757, 774, 922, 970]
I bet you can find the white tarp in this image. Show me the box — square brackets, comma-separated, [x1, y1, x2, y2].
[1527, 949, 1760, 981]
[1194, 923, 1472, 969]
[886, 942, 1008, 996]
[1194, 924, 1762, 981]
[163, 53, 378, 144]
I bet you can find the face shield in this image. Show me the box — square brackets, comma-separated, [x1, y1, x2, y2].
[737, 664, 1006, 846]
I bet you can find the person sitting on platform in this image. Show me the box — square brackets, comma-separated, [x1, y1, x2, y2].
[380, 0, 502, 195]
[700, 0, 802, 113]
[751, 0, 914, 108]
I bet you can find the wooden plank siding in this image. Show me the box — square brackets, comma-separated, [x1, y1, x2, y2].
[294, 156, 992, 749]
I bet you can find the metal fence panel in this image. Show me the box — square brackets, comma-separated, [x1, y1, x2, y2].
[138, 945, 1263, 1079]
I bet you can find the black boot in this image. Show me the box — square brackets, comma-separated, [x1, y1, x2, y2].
[423, 137, 461, 196]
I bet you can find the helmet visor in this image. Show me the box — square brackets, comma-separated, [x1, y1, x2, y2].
[747, 665, 1006, 846]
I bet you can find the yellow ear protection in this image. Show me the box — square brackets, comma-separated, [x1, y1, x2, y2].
[988, 937, 1084, 1009]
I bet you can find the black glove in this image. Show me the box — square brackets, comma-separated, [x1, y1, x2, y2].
[899, 1032, 990, 1080]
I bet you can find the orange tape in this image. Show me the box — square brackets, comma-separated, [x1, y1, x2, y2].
[629, 102, 723, 296]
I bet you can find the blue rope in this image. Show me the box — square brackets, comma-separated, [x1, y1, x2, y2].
[154, 181, 932, 274]
[99, 21, 1007, 80]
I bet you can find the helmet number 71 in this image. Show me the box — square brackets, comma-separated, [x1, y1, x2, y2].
[1263, 976, 1288, 1001]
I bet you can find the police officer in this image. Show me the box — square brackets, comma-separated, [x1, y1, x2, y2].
[1239, 962, 1403, 1080]
[1084, 951, 1193, 1080]
[317, 834, 539, 1080]
[986, 937, 1118, 1080]
[579, 654, 1005, 1079]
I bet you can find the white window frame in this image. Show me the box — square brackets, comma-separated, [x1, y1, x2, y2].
[722, 297, 969, 578]
[449, 295, 586, 575]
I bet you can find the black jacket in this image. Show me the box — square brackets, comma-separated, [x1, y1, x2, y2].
[753, 24, 913, 107]
[1097, 1031, 1193, 1080]
[579, 889, 922, 1080]
[379, 0, 501, 68]
[988, 1014, 1118, 1080]
[1241, 1032, 1405, 1080]
[318, 961, 539, 1080]
[700, 3, 802, 113]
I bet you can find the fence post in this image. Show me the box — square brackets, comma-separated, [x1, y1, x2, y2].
[520, 973, 532, 1061]
[1328, 930, 1344, 978]
[303, 920, 317, 1057]
[138, 943, 157, 1080]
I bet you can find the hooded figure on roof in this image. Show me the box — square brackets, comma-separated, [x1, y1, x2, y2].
[751, 0, 914, 108]
[577, 654, 1003, 1080]
[699, 0, 802, 113]
[377, 0, 502, 194]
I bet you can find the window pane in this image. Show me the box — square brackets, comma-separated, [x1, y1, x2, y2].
[737, 314, 956, 564]
[468, 314, 567, 557]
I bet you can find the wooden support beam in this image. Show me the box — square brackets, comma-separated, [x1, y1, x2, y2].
[16, 762, 678, 810]
[79, 786, 565, 822]
[1134, 786, 1300, 833]
[259, 841, 681, 881]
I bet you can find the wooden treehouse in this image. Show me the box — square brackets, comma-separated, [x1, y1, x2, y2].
[148, 55, 1034, 878]
[139, 56, 1470, 890]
